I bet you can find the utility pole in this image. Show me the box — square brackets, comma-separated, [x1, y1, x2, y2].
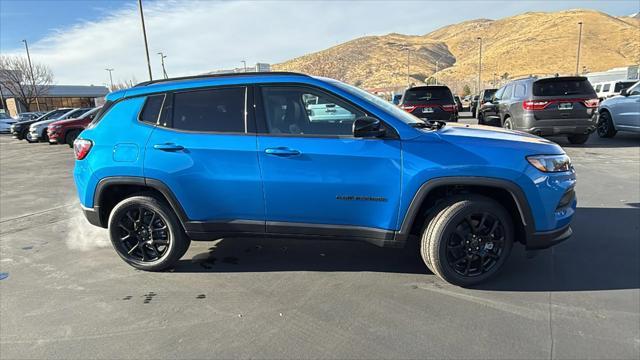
[476, 37, 482, 94]
[435, 61, 439, 85]
[105, 68, 114, 90]
[138, 0, 153, 81]
[575, 22, 583, 76]
[241, 60, 247, 72]
[21, 39, 40, 111]
[406, 48, 410, 87]
[157, 52, 168, 79]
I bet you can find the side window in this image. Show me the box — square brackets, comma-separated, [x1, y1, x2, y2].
[628, 83, 640, 96]
[503, 85, 514, 99]
[595, 84, 601, 92]
[602, 84, 611, 92]
[260, 86, 365, 136]
[493, 87, 505, 100]
[139, 94, 165, 124]
[514, 83, 527, 99]
[171, 87, 246, 132]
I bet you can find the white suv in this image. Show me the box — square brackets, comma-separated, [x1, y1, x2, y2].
[593, 80, 636, 101]
[596, 81, 640, 138]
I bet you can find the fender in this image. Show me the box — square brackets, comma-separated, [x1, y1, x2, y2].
[395, 176, 535, 243]
[92, 176, 189, 228]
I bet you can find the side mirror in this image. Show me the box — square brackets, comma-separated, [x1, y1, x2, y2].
[621, 89, 628, 96]
[353, 116, 385, 138]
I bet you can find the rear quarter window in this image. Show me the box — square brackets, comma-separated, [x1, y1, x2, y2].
[534, 78, 596, 97]
[139, 94, 166, 124]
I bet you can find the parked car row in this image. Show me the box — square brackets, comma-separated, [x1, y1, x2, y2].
[470, 76, 640, 143]
[8, 107, 100, 146]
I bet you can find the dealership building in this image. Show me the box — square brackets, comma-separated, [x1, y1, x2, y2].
[1, 84, 109, 117]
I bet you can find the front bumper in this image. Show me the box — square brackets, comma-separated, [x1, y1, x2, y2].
[48, 130, 62, 143]
[29, 129, 41, 140]
[527, 224, 573, 250]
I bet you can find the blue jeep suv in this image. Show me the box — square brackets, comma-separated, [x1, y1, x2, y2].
[74, 72, 576, 286]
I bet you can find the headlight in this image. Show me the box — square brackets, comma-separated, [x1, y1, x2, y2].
[527, 154, 572, 173]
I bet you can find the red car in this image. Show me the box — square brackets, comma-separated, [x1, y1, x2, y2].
[47, 107, 101, 146]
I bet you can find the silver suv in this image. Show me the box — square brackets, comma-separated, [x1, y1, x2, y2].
[596, 81, 640, 138]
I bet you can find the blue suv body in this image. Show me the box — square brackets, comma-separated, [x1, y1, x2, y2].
[74, 72, 576, 286]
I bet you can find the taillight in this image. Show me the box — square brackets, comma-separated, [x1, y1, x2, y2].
[73, 139, 92, 160]
[441, 104, 457, 112]
[583, 98, 599, 108]
[400, 105, 416, 112]
[523, 100, 550, 111]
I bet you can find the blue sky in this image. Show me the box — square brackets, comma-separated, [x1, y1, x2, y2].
[1, 0, 638, 85]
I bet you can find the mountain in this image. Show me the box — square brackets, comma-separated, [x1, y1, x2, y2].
[273, 9, 640, 91]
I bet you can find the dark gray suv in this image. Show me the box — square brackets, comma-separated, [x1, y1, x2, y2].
[488, 76, 599, 144]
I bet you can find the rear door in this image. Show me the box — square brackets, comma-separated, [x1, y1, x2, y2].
[614, 82, 640, 129]
[530, 77, 597, 121]
[255, 84, 402, 235]
[144, 87, 265, 227]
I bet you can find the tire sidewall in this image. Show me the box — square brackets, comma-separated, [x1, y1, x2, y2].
[503, 118, 513, 129]
[108, 196, 183, 271]
[428, 197, 514, 287]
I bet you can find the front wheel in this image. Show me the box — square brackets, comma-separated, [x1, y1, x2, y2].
[503, 117, 514, 130]
[567, 133, 590, 145]
[596, 112, 617, 138]
[65, 129, 80, 147]
[108, 195, 190, 271]
[420, 195, 514, 287]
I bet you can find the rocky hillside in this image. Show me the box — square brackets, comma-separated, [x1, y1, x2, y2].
[274, 9, 640, 91]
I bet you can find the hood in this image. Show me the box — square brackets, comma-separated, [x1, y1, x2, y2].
[430, 123, 564, 154]
[31, 119, 58, 128]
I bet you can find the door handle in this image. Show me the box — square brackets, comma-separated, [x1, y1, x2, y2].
[265, 147, 301, 157]
[153, 143, 184, 151]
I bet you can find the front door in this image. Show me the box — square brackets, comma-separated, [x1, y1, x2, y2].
[255, 85, 402, 236]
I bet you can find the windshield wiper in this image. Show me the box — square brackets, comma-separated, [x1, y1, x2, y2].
[410, 120, 446, 130]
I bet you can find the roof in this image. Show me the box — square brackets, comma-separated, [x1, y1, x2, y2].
[43, 85, 109, 97]
[134, 72, 309, 87]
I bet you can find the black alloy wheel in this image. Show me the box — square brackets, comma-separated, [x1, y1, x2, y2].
[445, 213, 505, 277]
[108, 195, 190, 271]
[114, 206, 171, 263]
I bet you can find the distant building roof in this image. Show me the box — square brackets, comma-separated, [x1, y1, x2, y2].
[43, 85, 109, 97]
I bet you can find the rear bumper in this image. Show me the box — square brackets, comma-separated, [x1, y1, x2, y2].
[81, 205, 105, 228]
[526, 224, 572, 250]
[517, 114, 597, 136]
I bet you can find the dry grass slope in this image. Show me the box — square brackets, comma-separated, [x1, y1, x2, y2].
[274, 9, 640, 91]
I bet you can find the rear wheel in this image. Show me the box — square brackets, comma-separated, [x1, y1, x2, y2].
[502, 117, 514, 130]
[477, 112, 484, 125]
[567, 133, 590, 145]
[420, 195, 513, 287]
[108, 195, 190, 271]
[65, 129, 80, 147]
[596, 111, 617, 138]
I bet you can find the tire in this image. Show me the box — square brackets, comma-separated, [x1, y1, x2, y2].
[108, 195, 190, 271]
[567, 133, 590, 145]
[596, 111, 617, 138]
[502, 117, 514, 130]
[420, 195, 514, 287]
[25, 133, 37, 143]
[477, 112, 484, 125]
[65, 129, 80, 147]
[41, 130, 48, 142]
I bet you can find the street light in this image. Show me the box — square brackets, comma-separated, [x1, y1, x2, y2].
[105, 68, 114, 90]
[434, 54, 446, 85]
[575, 22, 583, 76]
[138, 0, 153, 81]
[157, 52, 168, 79]
[406, 48, 411, 87]
[476, 37, 482, 94]
[21, 39, 41, 111]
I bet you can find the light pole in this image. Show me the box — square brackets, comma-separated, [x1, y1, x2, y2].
[406, 48, 411, 87]
[138, 0, 153, 81]
[575, 22, 583, 76]
[241, 60, 247, 72]
[105, 68, 114, 90]
[157, 52, 168, 79]
[476, 37, 482, 94]
[21, 39, 40, 111]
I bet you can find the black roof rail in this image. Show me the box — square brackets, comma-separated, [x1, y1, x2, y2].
[133, 71, 310, 87]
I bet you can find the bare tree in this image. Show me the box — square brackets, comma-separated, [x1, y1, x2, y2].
[0, 55, 53, 111]
[111, 76, 139, 91]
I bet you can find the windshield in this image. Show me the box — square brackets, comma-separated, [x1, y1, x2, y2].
[328, 79, 422, 125]
[403, 87, 453, 103]
[533, 77, 595, 96]
[614, 81, 635, 93]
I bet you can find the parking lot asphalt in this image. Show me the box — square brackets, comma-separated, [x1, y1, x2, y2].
[1, 113, 639, 359]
